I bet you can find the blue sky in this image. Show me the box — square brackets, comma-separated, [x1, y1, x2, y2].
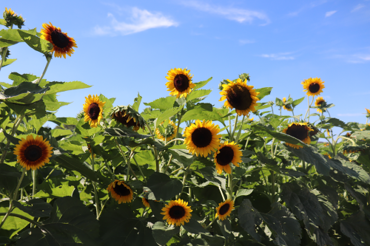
[1, 0, 370, 126]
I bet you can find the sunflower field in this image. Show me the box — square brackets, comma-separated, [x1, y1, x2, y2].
[1, 8, 370, 246]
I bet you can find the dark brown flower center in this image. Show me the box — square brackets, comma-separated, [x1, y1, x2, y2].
[169, 205, 186, 219]
[24, 145, 42, 162]
[51, 30, 70, 48]
[285, 104, 292, 110]
[226, 84, 252, 110]
[113, 111, 137, 128]
[113, 183, 131, 196]
[308, 83, 320, 93]
[216, 146, 234, 166]
[174, 74, 190, 92]
[191, 128, 212, 148]
[286, 125, 308, 141]
[219, 203, 230, 215]
[317, 100, 324, 106]
[88, 103, 100, 120]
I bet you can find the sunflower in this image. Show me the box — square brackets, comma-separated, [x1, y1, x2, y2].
[111, 105, 146, 132]
[282, 97, 293, 111]
[107, 180, 133, 204]
[40, 22, 77, 58]
[156, 120, 177, 141]
[165, 68, 195, 98]
[323, 153, 332, 159]
[301, 77, 325, 97]
[5, 7, 15, 16]
[315, 97, 326, 113]
[215, 199, 234, 221]
[183, 120, 221, 157]
[214, 141, 242, 174]
[13, 135, 53, 170]
[83, 95, 105, 128]
[366, 108, 370, 117]
[161, 199, 192, 226]
[282, 122, 313, 149]
[219, 78, 260, 116]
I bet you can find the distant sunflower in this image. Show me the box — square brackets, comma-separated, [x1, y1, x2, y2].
[215, 199, 234, 221]
[83, 95, 105, 128]
[301, 77, 325, 96]
[323, 153, 332, 159]
[184, 120, 221, 157]
[156, 120, 177, 141]
[161, 199, 192, 226]
[282, 122, 313, 149]
[366, 108, 370, 117]
[315, 97, 326, 113]
[40, 22, 77, 58]
[5, 7, 15, 16]
[142, 197, 150, 208]
[219, 78, 260, 116]
[282, 97, 293, 111]
[111, 105, 146, 132]
[214, 141, 242, 174]
[13, 135, 53, 170]
[165, 68, 195, 98]
[107, 180, 133, 204]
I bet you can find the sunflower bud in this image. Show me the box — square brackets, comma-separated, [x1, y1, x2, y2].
[111, 105, 146, 132]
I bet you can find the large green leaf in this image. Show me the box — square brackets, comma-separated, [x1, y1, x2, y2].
[292, 97, 305, 107]
[340, 211, 370, 246]
[132, 93, 142, 112]
[181, 103, 221, 122]
[152, 221, 180, 246]
[1, 58, 16, 67]
[0, 82, 48, 104]
[193, 77, 212, 89]
[182, 218, 208, 234]
[144, 96, 176, 111]
[0, 206, 33, 239]
[186, 89, 212, 102]
[45, 81, 91, 95]
[18, 30, 52, 54]
[238, 199, 263, 242]
[255, 87, 273, 100]
[156, 106, 184, 128]
[13, 199, 52, 218]
[147, 172, 182, 200]
[0, 28, 37, 47]
[131, 150, 156, 170]
[53, 153, 98, 181]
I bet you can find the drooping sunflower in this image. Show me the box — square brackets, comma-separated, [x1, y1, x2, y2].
[161, 199, 192, 226]
[165, 68, 195, 98]
[315, 97, 326, 113]
[13, 135, 53, 170]
[156, 120, 178, 141]
[301, 77, 325, 97]
[83, 95, 105, 128]
[107, 180, 133, 204]
[111, 105, 146, 132]
[219, 78, 260, 116]
[214, 141, 242, 174]
[282, 97, 293, 111]
[282, 122, 313, 149]
[183, 120, 221, 157]
[40, 22, 77, 58]
[215, 199, 234, 221]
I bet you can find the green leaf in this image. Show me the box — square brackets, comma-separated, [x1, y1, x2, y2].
[193, 77, 212, 89]
[1, 58, 16, 67]
[3, 130, 20, 144]
[292, 97, 305, 107]
[132, 93, 142, 111]
[144, 96, 176, 110]
[131, 150, 156, 170]
[75, 120, 101, 137]
[181, 103, 221, 122]
[235, 189, 253, 199]
[0, 28, 37, 47]
[147, 172, 182, 200]
[104, 127, 149, 139]
[45, 81, 91, 95]
[238, 199, 263, 242]
[0, 82, 48, 104]
[51, 129, 72, 138]
[255, 87, 273, 100]
[318, 118, 349, 130]
[43, 93, 70, 111]
[152, 221, 180, 246]
[156, 106, 184, 128]
[340, 211, 370, 246]
[182, 218, 208, 234]
[252, 124, 303, 146]
[18, 30, 52, 54]
[0, 19, 6, 26]
[186, 89, 212, 102]
[8, 72, 38, 85]
[0, 207, 33, 238]
[13, 199, 52, 218]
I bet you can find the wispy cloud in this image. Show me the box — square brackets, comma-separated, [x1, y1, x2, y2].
[337, 113, 363, 117]
[181, 1, 270, 25]
[347, 54, 370, 63]
[288, 0, 328, 16]
[351, 4, 365, 12]
[93, 7, 178, 36]
[325, 10, 337, 17]
[239, 39, 255, 45]
[260, 52, 295, 60]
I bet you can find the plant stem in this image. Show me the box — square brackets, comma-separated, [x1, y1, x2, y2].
[90, 153, 101, 220]
[114, 138, 138, 179]
[231, 115, 239, 141]
[218, 186, 225, 201]
[132, 156, 147, 182]
[32, 170, 36, 199]
[35, 55, 52, 85]
[234, 115, 245, 144]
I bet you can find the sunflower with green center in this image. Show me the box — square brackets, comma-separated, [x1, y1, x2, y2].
[215, 199, 234, 221]
[111, 105, 146, 132]
[184, 120, 221, 157]
[13, 135, 53, 170]
[219, 78, 260, 116]
[156, 120, 177, 141]
[165, 68, 195, 98]
[107, 180, 133, 204]
[214, 141, 242, 174]
[161, 199, 192, 226]
[40, 22, 77, 58]
[282, 97, 293, 111]
[301, 77, 325, 96]
[83, 95, 105, 128]
[315, 97, 326, 113]
[282, 122, 313, 149]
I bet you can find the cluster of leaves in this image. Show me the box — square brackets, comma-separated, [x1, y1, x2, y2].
[1, 11, 370, 246]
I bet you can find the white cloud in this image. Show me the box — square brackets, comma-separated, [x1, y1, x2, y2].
[260, 52, 295, 60]
[181, 1, 270, 25]
[351, 4, 365, 12]
[337, 113, 363, 117]
[325, 10, 337, 17]
[239, 39, 255, 45]
[347, 54, 370, 63]
[93, 7, 178, 36]
[288, 0, 328, 16]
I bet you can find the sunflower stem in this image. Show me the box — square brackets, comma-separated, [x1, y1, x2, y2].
[175, 109, 183, 146]
[35, 55, 52, 85]
[114, 138, 138, 179]
[32, 170, 36, 199]
[165, 138, 184, 146]
[231, 115, 239, 141]
[234, 115, 245, 144]
[227, 173, 233, 200]
[218, 185, 226, 201]
[228, 112, 232, 140]
[90, 151, 101, 220]
[205, 217, 217, 229]
[132, 156, 146, 182]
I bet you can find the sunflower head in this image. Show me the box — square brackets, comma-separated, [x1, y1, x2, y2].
[215, 199, 234, 221]
[13, 135, 53, 170]
[156, 120, 178, 141]
[315, 97, 326, 113]
[183, 120, 221, 157]
[165, 68, 195, 98]
[219, 78, 260, 116]
[282, 122, 313, 149]
[282, 97, 293, 111]
[366, 108, 370, 118]
[107, 180, 134, 204]
[214, 141, 242, 174]
[83, 95, 106, 128]
[40, 22, 77, 58]
[161, 199, 192, 226]
[301, 77, 325, 97]
[3, 7, 24, 28]
[111, 105, 146, 132]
